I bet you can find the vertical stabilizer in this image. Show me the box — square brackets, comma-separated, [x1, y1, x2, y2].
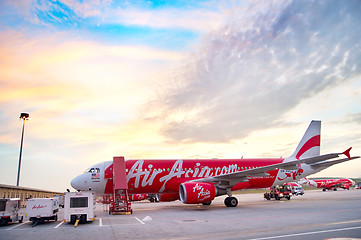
[284, 120, 321, 162]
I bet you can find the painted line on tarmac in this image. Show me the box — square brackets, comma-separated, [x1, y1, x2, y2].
[6, 221, 28, 230]
[134, 217, 145, 224]
[248, 225, 361, 240]
[324, 219, 361, 226]
[54, 221, 64, 228]
[99, 218, 103, 227]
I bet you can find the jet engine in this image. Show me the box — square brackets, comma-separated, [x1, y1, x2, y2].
[179, 182, 216, 204]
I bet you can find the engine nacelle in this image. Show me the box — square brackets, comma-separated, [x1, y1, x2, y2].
[179, 182, 216, 204]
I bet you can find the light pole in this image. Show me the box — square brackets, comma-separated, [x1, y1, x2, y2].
[17, 112, 30, 186]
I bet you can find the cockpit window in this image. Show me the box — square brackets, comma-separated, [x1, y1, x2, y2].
[88, 168, 100, 173]
[84, 167, 100, 173]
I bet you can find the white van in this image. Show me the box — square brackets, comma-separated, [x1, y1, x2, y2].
[0, 198, 23, 225]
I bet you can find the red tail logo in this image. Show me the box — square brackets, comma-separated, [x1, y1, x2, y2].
[296, 135, 320, 159]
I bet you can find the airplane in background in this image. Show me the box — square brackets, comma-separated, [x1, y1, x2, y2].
[299, 177, 355, 191]
[71, 120, 359, 207]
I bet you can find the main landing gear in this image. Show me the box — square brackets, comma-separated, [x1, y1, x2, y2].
[224, 197, 238, 207]
[223, 188, 238, 207]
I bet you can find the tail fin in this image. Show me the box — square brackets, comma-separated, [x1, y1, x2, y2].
[285, 120, 321, 162]
[298, 177, 309, 185]
[298, 177, 317, 187]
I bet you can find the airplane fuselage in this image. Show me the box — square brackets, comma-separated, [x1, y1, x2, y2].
[72, 158, 317, 195]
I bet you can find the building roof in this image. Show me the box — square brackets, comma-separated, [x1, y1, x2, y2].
[0, 183, 63, 194]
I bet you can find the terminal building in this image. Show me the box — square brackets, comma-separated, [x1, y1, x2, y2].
[0, 184, 63, 207]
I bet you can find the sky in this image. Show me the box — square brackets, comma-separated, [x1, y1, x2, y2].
[0, 0, 360, 193]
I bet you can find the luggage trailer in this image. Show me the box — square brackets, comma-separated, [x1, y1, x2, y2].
[26, 197, 59, 227]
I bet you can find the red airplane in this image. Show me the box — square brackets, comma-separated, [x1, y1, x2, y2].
[299, 178, 355, 191]
[71, 121, 359, 207]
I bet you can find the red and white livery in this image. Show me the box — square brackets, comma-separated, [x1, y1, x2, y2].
[71, 121, 359, 207]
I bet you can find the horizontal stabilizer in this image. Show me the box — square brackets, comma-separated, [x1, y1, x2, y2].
[310, 156, 360, 168]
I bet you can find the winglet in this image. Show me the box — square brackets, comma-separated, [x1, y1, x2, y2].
[342, 147, 352, 159]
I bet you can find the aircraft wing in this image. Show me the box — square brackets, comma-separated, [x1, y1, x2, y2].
[191, 151, 359, 189]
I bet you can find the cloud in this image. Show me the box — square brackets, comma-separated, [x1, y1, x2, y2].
[0, 26, 189, 190]
[105, 7, 224, 33]
[60, 0, 224, 32]
[0, 29, 184, 148]
[4, 0, 224, 33]
[61, 0, 112, 18]
[149, 0, 361, 143]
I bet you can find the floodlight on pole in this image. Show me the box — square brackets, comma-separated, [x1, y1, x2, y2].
[17, 112, 30, 187]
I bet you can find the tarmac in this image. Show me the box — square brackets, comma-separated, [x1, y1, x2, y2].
[1, 189, 361, 240]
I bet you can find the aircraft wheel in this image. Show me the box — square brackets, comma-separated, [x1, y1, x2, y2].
[224, 197, 238, 207]
[0, 219, 6, 226]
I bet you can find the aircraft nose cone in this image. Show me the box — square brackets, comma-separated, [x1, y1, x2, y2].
[71, 175, 83, 191]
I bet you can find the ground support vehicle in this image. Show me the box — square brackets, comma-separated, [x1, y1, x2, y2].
[292, 186, 305, 196]
[264, 185, 292, 200]
[64, 191, 96, 226]
[26, 198, 59, 227]
[54, 195, 64, 207]
[109, 156, 132, 215]
[285, 183, 305, 196]
[109, 189, 132, 215]
[0, 198, 23, 225]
